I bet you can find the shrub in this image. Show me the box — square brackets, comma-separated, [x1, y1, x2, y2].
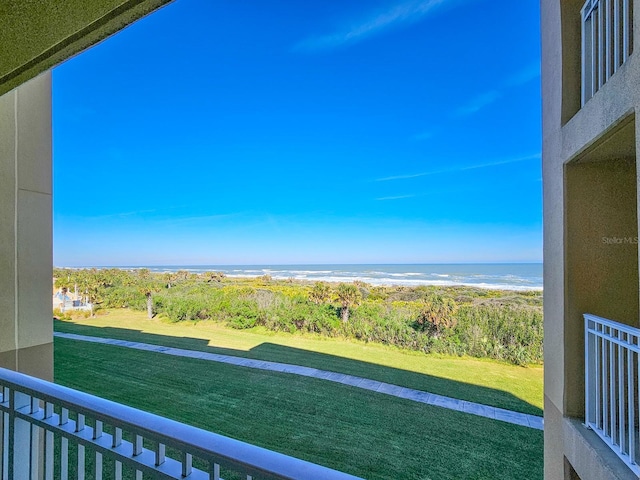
[414, 295, 458, 337]
[309, 282, 331, 305]
[226, 299, 263, 329]
[53, 308, 72, 320]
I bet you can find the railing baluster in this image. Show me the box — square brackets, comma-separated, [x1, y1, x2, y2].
[629, 344, 640, 464]
[2, 410, 8, 480]
[156, 443, 165, 466]
[605, 0, 611, 79]
[595, 325, 602, 428]
[586, 318, 592, 426]
[622, 0, 630, 58]
[45, 429, 54, 480]
[61, 436, 69, 480]
[212, 462, 221, 480]
[114, 459, 122, 480]
[613, 0, 622, 66]
[133, 434, 143, 456]
[94, 420, 102, 439]
[610, 331, 616, 442]
[60, 408, 69, 426]
[95, 452, 103, 480]
[0, 411, 5, 480]
[182, 452, 193, 477]
[598, 0, 605, 87]
[629, 346, 635, 464]
[77, 413, 85, 432]
[78, 444, 86, 480]
[591, 3, 598, 98]
[582, 2, 588, 105]
[627, 346, 638, 463]
[603, 331, 609, 435]
[30, 423, 41, 479]
[93, 420, 103, 480]
[11, 391, 32, 479]
[618, 330, 625, 450]
[45, 402, 53, 419]
[113, 427, 122, 448]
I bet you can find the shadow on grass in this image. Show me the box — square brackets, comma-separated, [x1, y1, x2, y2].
[54, 319, 542, 417]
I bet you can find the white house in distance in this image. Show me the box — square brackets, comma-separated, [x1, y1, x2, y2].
[52, 286, 92, 313]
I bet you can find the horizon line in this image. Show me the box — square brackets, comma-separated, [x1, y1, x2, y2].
[54, 261, 544, 268]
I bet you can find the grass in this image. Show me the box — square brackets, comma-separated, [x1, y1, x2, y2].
[54, 336, 543, 480]
[54, 309, 543, 415]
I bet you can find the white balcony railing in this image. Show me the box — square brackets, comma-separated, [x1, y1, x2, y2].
[581, 0, 633, 105]
[0, 367, 361, 480]
[585, 314, 640, 476]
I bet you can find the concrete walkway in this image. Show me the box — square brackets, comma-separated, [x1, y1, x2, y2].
[55, 332, 543, 431]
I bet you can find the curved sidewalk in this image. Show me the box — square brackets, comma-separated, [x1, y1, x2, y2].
[54, 332, 543, 431]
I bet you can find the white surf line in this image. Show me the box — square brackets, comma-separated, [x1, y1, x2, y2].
[54, 332, 543, 431]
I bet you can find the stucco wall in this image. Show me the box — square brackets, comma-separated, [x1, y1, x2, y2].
[0, 73, 53, 380]
[543, 0, 640, 478]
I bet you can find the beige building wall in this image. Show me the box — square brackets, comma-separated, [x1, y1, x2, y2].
[0, 72, 53, 380]
[543, 0, 640, 478]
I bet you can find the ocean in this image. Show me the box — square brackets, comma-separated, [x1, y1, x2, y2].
[135, 264, 543, 291]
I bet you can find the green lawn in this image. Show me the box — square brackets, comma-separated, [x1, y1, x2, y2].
[54, 336, 543, 480]
[54, 309, 543, 415]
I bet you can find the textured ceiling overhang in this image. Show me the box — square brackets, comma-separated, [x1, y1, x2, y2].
[0, 0, 173, 97]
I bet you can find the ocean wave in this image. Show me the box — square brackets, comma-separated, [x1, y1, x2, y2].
[109, 264, 542, 291]
[223, 273, 542, 291]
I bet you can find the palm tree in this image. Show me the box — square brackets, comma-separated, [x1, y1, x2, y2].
[176, 270, 190, 281]
[309, 282, 331, 305]
[78, 269, 106, 317]
[336, 283, 362, 323]
[138, 281, 161, 319]
[137, 268, 151, 280]
[417, 295, 458, 337]
[164, 272, 177, 288]
[202, 271, 225, 283]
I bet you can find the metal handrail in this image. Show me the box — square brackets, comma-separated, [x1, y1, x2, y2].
[0, 367, 362, 479]
[584, 313, 640, 477]
[581, 0, 633, 106]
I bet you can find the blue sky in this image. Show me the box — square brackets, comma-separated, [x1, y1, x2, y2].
[53, 0, 541, 266]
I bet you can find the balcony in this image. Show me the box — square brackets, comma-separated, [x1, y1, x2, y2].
[581, 0, 633, 105]
[0, 367, 360, 480]
[584, 314, 640, 476]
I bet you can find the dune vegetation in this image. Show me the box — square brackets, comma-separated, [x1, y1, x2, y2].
[54, 267, 543, 366]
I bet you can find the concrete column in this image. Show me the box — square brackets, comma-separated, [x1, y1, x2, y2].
[0, 71, 53, 381]
[542, 0, 566, 477]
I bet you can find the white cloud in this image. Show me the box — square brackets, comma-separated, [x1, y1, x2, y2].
[375, 153, 540, 182]
[376, 194, 417, 201]
[376, 172, 431, 182]
[453, 61, 540, 117]
[294, 0, 463, 51]
[504, 62, 541, 88]
[454, 90, 501, 117]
